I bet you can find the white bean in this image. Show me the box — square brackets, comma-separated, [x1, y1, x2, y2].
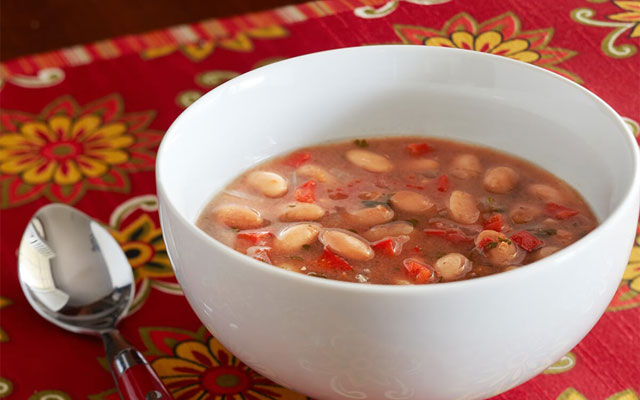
[279, 202, 326, 222]
[530, 246, 560, 261]
[404, 158, 439, 173]
[319, 229, 374, 261]
[214, 205, 263, 229]
[509, 203, 542, 224]
[274, 223, 321, 253]
[555, 229, 573, 244]
[297, 164, 336, 184]
[475, 230, 519, 266]
[483, 167, 519, 194]
[435, 253, 472, 281]
[451, 154, 482, 179]
[345, 149, 393, 173]
[362, 221, 415, 242]
[247, 171, 288, 198]
[527, 184, 563, 202]
[449, 190, 480, 224]
[276, 262, 298, 272]
[389, 191, 435, 215]
[347, 205, 394, 227]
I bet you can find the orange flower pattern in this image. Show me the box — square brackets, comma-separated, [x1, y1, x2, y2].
[394, 12, 581, 81]
[0, 95, 161, 207]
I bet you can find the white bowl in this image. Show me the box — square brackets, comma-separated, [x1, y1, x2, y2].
[156, 46, 639, 400]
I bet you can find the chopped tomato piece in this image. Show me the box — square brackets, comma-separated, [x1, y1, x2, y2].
[295, 180, 316, 203]
[403, 259, 434, 284]
[424, 228, 474, 243]
[372, 236, 408, 256]
[415, 268, 433, 284]
[545, 202, 579, 220]
[436, 174, 449, 192]
[284, 152, 311, 167]
[407, 142, 433, 156]
[318, 248, 353, 271]
[372, 239, 396, 256]
[483, 214, 503, 232]
[237, 231, 272, 245]
[403, 260, 424, 275]
[247, 246, 272, 264]
[511, 231, 544, 252]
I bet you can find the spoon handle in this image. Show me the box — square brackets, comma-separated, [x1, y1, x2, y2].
[115, 350, 174, 400]
[103, 330, 175, 399]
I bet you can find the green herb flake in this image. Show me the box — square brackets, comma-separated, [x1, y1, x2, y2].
[487, 197, 495, 204]
[498, 237, 512, 244]
[290, 255, 304, 261]
[301, 244, 311, 250]
[230, 227, 239, 232]
[485, 242, 498, 250]
[354, 139, 369, 148]
[534, 229, 557, 238]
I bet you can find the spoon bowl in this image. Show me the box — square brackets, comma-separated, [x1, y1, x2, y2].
[18, 203, 173, 400]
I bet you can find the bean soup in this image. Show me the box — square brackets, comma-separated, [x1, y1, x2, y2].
[197, 137, 597, 284]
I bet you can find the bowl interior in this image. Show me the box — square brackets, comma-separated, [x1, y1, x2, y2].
[157, 46, 635, 228]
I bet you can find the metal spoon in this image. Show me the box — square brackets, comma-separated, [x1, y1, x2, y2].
[18, 204, 173, 400]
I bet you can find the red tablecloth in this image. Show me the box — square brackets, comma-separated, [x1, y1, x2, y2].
[1, 0, 639, 398]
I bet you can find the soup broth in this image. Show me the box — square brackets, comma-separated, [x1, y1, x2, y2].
[197, 137, 597, 284]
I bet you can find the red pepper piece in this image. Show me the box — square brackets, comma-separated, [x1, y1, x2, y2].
[295, 180, 316, 203]
[403, 259, 434, 284]
[415, 269, 433, 284]
[318, 248, 353, 271]
[406, 142, 433, 156]
[436, 174, 449, 192]
[247, 246, 272, 264]
[545, 202, 579, 220]
[404, 260, 425, 275]
[483, 214, 503, 232]
[423, 228, 447, 238]
[284, 152, 311, 167]
[445, 230, 474, 243]
[372, 238, 396, 256]
[511, 231, 544, 252]
[237, 231, 272, 245]
[406, 184, 424, 190]
[372, 237, 408, 256]
[424, 228, 474, 243]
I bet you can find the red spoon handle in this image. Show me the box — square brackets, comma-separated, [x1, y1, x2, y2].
[117, 362, 174, 400]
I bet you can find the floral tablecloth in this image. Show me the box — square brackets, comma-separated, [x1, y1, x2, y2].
[1, 0, 639, 398]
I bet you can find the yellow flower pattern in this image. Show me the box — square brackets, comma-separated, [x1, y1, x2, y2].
[0, 94, 161, 206]
[394, 11, 581, 81]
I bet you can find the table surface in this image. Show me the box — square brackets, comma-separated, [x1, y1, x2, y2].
[0, 0, 639, 399]
[0, 0, 307, 61]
